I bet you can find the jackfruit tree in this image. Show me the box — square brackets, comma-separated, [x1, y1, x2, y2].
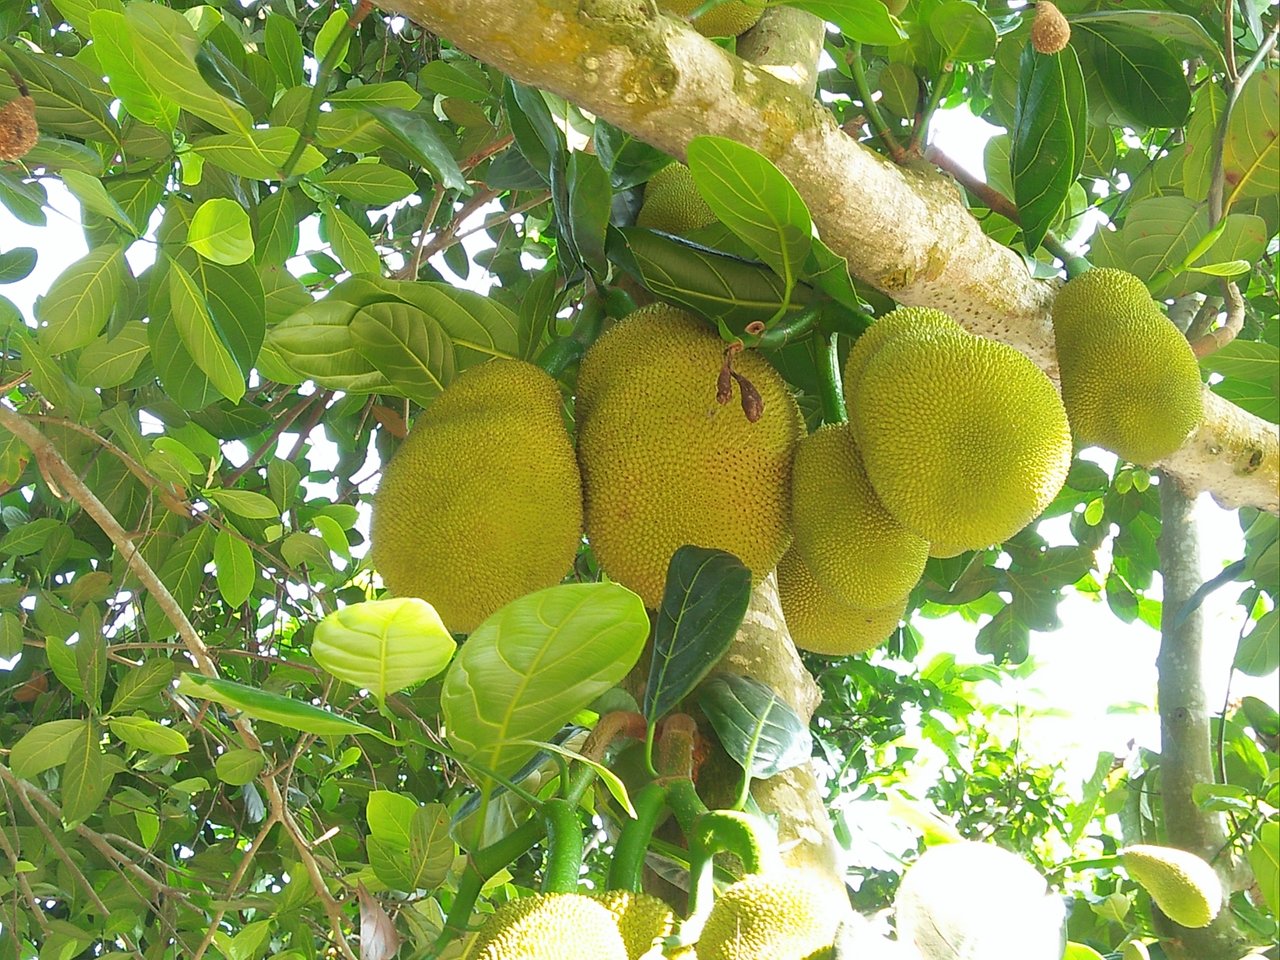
[0, 1, 1277, 960]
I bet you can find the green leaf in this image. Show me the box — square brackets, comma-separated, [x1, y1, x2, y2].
[418, 61, 489, 102]
[317, 163, 417, 206]
[108, 716, 190, 755]
[785, 0, 906, 45]
[1065, 10, 1221, 64]
[314, 8, 351, 64]
[188, 198, 255, 266]
[1010, 45, 1086, 252]
[35, 243, 126, 354]
[142, 523, 217, 639]
[3, 47, 119, 146]
[364, 106, 468, 192]
[76, 627, 107, 713]
[175, 673, 390, 740]
[167, 259, 246, 403]
[1235, 610, 1278, 677]
[0, 246, 36, 283]
[975, 603, 1031, 662]
[313, 598, 457, 705]
[214, 528, 255, 608]
[323, 205, 381, 276]
[593, 120, 670, 190]
[644, 547, 752, 723]
[1224, 70, 1280, 207]
[215, 748, 265, 786]
[264, 13, 304, 89]
[406, 803, 455, 891]
[60, 170, 139, 234]
[109, 658, 176, 714]
[264, 300, 392, 393]
[686, 136, 812, 294]
[194, 128, 326, 179]
[75, 321, 149, 389]
[1249, 821, 1280, 916]
[441, 582, 649, 781]
[10, 719, 88, 780]
[204, 488, 280, 520]
[929, 1, 997, 61]
[368, 791, 419, 846]
[255, 188, 299, 266]
[61, 721, 113, 826]
[46, 634, 86, 701]
[697, 674, 813, 779]
[329, 81, 423, 110]
[349, 301, 455, 405]
[1077, 24, 1190, 129]
[0, 517, 67, 556]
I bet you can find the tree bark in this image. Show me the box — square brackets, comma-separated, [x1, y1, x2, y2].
[1154, 477, 1248, 959]
[380, 0, 1280, 515]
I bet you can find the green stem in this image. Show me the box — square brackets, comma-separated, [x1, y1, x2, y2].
[846, 44, 906, 162]
[540, 798, 584, 894]
[607, 782, 670, 893]
[664, 777, 709, 839]
[754, 304, 822, 349]
[909, 62, 953, 155]
[816, 332, 846, 425]
[677, 810, 781, 946]
[818, 305, 872, 340]
[534, 338, 585, 377]
[1042, 233, 1091, 279]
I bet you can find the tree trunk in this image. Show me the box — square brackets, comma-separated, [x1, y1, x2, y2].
[1154, 477, 1248, 959]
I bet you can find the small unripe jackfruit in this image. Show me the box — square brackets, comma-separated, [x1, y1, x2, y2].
[0, 95, 37, 162]
[636, 163, 717, 237]
[577, 305, 802, 607]
[791, 424, 927, 607]
[1052, 268, 1204, 466]
[591, 891, 675, 960]
[842, 307, 962, 402]
[1121, 844, 1223, 928]
[1031, 2, 1071, 53]
[658, 0, 765, 37]
[470, 893, 629, 960]
[371, 360, 582, 634]
[696, 869, 844, 960]
[850, 321, 1072, 550]
[777, 549, 906, 656]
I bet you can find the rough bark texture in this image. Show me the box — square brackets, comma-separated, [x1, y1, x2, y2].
[1155, 477, 1248, 959]
[381, 0, 1280, 514]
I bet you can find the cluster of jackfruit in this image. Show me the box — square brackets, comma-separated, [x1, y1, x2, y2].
[657, 0, 765, 37]
[1052, 268, 1204, 466]
[369, 359, 583, 634]
[636, 163, 718, 237]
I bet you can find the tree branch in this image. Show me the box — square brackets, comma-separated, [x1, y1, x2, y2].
[382, 0, 1280, 514]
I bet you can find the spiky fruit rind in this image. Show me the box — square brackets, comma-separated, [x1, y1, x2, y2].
[1031, 1, 1071, 53]
[591, 891, 675, 960]
[777, 549, 906, 656]
[1052, 268, 1203, 466]
[851, 326, 1072, 549]
[791, 424, 927, 607]
[636, 163, 717, 237]
[842, 307, 963, 402]
[696, 870, 844, 960]
[470, 893, 629, 960]
[0, 96, 37, 161]
[1121, 844, 1223, 928]
[577, 304, 802, 607]
[658, 0, 765, 37]
[371, 360, 582, 634]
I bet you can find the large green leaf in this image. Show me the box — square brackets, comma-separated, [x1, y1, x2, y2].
[188, 198, 255, 266]
[593, 120, 671, 190]
[34, 243, 125, 354]
[3, 46, 119, 146]
[440, 582, 649, 781]
[263, 12, 304, 89]
[697, 674, 812, 779]
[9, 718, 88, 780]
[323, 205, 382, 276]
[75, 320, 149, 389]
[785, 0, 906, 45]
[167, 259, 246, 403]
[89, 8, 179, 131]
[214, 528, 255, 608]
[317, 163, 418, 206]
[1075, 23, 1190, 129]
[1065, 10, 1221, 64]
[61, 721, 113, 826]
[1249, 821, 1280, 916]
[142, 522, 217, 639]
[108, 716, 190, 755]
[1224, 70, 1280, 207]
[349, 301, 455, 405]
[363, 106, 467, 192]
[312, 598, 456, 705]
[108, 658, 176, 715]
[929, 1, 997, 61]
[194, 128, 326, 180]
[264, 299, 393, 393]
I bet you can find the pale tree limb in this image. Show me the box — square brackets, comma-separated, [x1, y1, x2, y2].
[381, 0, 1280, 514]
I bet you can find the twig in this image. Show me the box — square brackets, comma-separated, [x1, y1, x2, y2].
[845, 43, 907, 162]
[190, 814, 281, 960]
[223, 391, 321, 486]
[396, 183, 448, 280]
[0, 795, 49, 933]
[909, 62, 953, 156]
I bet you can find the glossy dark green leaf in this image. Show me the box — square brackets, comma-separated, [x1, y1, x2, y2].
[1010, 45, 1086, 252]
[1075, 23, 1189, 129]
[644, 546, 752, 723]
[929, 1, 998, 61]
[593, 119, 671, 190]
[363, 106, 467, 192]
[567, 150, 612, 277]
[504, 79, 564, 183]
[168, 259, 246, 403]
[1066, 10, 1221, 65]
[698, 674, 813, 779]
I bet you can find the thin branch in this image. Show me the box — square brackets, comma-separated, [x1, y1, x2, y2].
[0, 797, 49, 933]
[1191, 280, 1245, 357]
[845, 43, 907, 162]
[224, 391, 322, 486]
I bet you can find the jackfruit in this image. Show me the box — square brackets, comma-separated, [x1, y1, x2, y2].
[591, 891, 675, 960]
[695, 869, 844, 960]
[777, 549, 906, 656]
[658, 0, 765, 37]
[1120, 844, 1223, 928]
[469, 893, 629, 960]
[0, 95, 37, 162]
[842, 307, 963, 402]
[791, 423, 928, 607]
[577, 304, 802, 607]
[1031, 1, 1071, 53]
[636, 163, 717, 237]
[850, 322, 1072, 550]
[1051, 268, 1203, 466]
[371, 360, 583, 634]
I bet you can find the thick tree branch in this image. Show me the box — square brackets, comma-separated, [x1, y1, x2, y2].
[384, 0, 1280, 514]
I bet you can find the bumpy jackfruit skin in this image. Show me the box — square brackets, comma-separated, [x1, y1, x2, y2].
[636, 163, 717, 237]
[842, 307, 963, 403]
[0, 96, 37, 161]
[1121, 844, 1223, 928]
[791, 424, 927, 607]
[695, 870, 843, 960]
[851, 325, 1072, 550]
[777, 549, 905, 656]
[577, 304, 802, 607]
[658, 0, 765, 37]
[591, 891, 675, 960]
[371, 360, 583, 634]
[469, 894, 629, 960]
[1031, 1, 1071, 53]
[1052, 268, 1204, 466]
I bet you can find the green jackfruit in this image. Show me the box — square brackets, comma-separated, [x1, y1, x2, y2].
[696, 869, 843, 960]
[850, 321, 1072, 550]
[777, 549, 905, 656]
[636, 163, 717, 237]
[577, 304, 802, 607]
[658, 0, 765, 36]
[1052, 268, 1204, 465]
[591, 891, 675, 959]
[1121, 844, 1223, 928]
[469, 893, 629, 960]
[842, 307, 962, 402]
[371, 360, 583, 634]
[791, 423, 928, 607]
